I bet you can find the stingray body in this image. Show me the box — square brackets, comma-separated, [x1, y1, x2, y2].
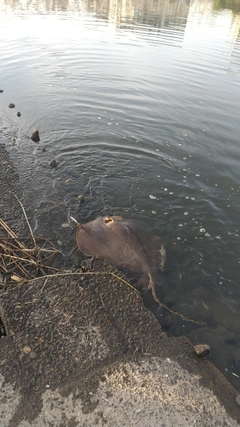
[76, 216, 165, 302]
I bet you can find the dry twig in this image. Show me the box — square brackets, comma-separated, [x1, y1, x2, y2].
[13, 193, 36, 246]
[0, 217, 59, 283]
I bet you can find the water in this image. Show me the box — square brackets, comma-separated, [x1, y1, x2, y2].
[0, 0, 240, 390]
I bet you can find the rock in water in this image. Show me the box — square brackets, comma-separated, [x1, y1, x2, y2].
[31, 129, 40, 142]
[49, 159, 58, 168]
[194, 344, 211, 359]
[76, 195, 84, 203]
[8, 103, 15, 108]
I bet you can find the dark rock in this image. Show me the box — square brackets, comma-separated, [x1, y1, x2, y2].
[17, 112, 21, 117]
[194, 344, 211, 359]
[31, 129, 40, 142]
[160, 315, 172, 330]
[49, 159, 58, 168]
[8, 103, 15, 108]
[42, 147, 47, 152]
[0, 90, 3, 93]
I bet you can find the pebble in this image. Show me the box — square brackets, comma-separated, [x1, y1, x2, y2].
[194, 344, 211, 358]
[65, 179, 73, 185]
[0, 89, 3, 93]
[31, 129, 40, 142]
[236, 394, 240, 406]
[49, 159, 58, 168]
[17, 112, 21, 117]
[76, 195, 84, 203]
[42, 146, 47, 152]
[23, 346, 31, 354]
[61, 223, 70, 228]
[8, 103, 15, 108]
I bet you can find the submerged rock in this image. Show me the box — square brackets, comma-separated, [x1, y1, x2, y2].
[8, 103, 15, 108]
[76, 195, 84, 203]
[0, 89, 3, 93]
[194, 344, 211, 359]
[65, 178, 73, 185]
[160, 315, 172, 330]
[49, 159, 58, 168]
[17, 112, 21, 117]
[61, 223, 70, 228]
[31, 129, 40, 142]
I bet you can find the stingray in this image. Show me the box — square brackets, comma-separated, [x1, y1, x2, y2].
[76, 216, 165, 303]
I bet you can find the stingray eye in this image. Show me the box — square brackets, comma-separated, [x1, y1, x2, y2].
[104, 217, 114, 224]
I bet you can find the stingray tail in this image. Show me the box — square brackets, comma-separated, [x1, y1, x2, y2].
[148, 273, 161, 305]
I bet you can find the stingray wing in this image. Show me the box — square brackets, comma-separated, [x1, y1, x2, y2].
[76, 216, 152, 276]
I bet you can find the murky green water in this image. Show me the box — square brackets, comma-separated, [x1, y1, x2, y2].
[0, 0, 240, 390]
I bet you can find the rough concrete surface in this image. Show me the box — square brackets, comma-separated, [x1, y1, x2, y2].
[0, 142, 240, 427]
[0, 358, 239, 427]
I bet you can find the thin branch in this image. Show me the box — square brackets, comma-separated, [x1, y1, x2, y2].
[70, 216, 80, 225]
[156, 155, 174, 168]
[13, 193, 36, 246]
[0, 218, 27, 250]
